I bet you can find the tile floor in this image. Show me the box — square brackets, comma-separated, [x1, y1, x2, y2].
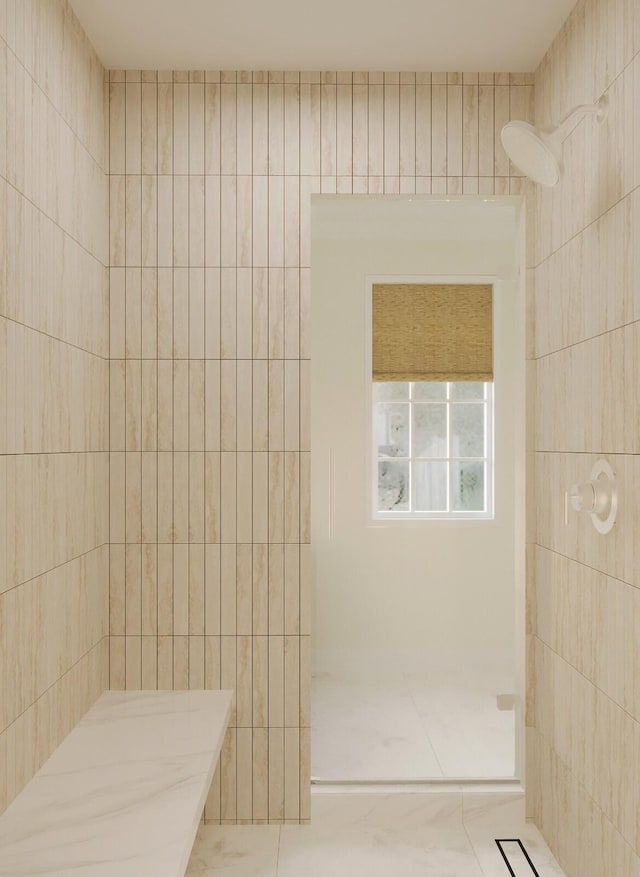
[186, 789, 566, 876]
[312, 672, 515, 780]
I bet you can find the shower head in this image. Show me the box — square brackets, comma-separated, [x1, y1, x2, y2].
[501, 120, 562, 186]
[500, 97, 608, 187]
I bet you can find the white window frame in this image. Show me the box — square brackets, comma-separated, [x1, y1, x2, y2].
[365, 274, 497, 524]
[371, 381, 494, 521]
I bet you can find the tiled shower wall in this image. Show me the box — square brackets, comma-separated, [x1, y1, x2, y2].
[0, 0, 109, 814]
[108, 69, 534, 823]
[528, 0, 640, 872]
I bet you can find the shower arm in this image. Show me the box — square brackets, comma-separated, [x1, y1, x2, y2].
[541, 97, 608, 145]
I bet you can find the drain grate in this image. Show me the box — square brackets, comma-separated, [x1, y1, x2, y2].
[495, 839, 541, 876]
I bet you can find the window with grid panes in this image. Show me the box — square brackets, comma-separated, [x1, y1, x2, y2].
[373, 381, 493, 519]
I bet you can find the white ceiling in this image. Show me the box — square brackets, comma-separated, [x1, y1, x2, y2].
[69, 0, 577, 73]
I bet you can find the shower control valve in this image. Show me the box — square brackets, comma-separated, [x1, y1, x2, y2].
[568, 479, 608, 515]
[567, 459, 617, 535]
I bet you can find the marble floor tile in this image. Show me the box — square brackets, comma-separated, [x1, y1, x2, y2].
[311, 788, 463, 829]
[185, 825, 280, 877]
[410, 683, 515, 778]
[462, 788, 526, 827]
[278, 825, 485, 877]
[312, 676, 444, 780]
[461, 789, 565, 876]
[186, 789, 567, 877]
[312, 673, 514, 781]
[465, 825, 566, 877]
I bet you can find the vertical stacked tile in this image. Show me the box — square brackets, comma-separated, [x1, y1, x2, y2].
[530, 0, 640, 873]
[108, 69, 535, 823]
[0, 0, 109, 814]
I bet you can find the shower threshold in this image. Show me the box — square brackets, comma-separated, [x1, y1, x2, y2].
[311, 777, 521, 786]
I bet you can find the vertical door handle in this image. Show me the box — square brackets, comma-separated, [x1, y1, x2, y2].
[329, 448, 335, 539]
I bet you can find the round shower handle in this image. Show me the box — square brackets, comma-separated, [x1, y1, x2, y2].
[569, 479, 610, 515]
[568, 480, 596, 513]
[567, 460, 617, 535]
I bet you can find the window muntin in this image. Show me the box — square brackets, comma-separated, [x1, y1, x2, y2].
[373, 381, 493, 519]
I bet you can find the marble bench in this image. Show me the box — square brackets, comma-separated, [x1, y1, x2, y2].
[0, 689, 233, 877]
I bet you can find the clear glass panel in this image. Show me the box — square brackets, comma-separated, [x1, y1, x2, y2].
[376, 404, 409, 457]
[451, 403, 485, 457]
[378, 461, 410, 510]
[373, 381, 410, 402]
[414, 461, 448, 511]
[412, 404, 447, 457]
[413, 382, 447, 401]
[451, 382, 485, 400]
[452, 461, 485, 511]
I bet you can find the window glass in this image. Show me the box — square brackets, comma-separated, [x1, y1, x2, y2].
[373, 382, 492, 518]
[376, 404, 409, 458]
[378, 461, 410, 511]
[413, 382, 447, 401]
[451, 383, 485, 400]
[373, 382, 410, 402]
[450, 404, 484, 457]
[413, 461, 448, 511]
[413, 404, 447, 457]
[452, 461, 485, 511]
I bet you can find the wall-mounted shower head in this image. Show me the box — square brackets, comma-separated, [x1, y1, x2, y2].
[501, 120, 562, 186]
[500, 96, 608, 187]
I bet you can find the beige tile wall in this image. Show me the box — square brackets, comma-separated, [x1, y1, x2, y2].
[0, 0, 109, 814]
[529, 0, 640, 872]
[108, 68, 535, 823]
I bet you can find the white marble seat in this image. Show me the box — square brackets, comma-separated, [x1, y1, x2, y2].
[0, 689, 233, 877]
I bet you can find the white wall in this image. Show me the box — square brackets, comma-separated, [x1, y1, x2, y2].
[311, 197, 522, 681]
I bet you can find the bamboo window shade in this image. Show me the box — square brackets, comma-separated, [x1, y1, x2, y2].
[372, 283, 493, 382]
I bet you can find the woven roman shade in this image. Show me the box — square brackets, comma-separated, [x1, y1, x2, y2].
[372, 283, 493, 382]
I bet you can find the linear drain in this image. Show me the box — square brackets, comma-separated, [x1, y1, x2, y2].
[495, 839, 541, 876]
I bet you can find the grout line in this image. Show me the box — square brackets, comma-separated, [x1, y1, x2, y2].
[298, 73, 303, 822]
[217, 81, 223, 697]
[534, 447, 640, 457]
[187, 75, 192, 687]
[1, 449, 110, 455]
[0, 543, 109, 597]
[532, 178, 640, 274]
[92, 355, 313, 361]
[531, 634, 640, 730]
[2, 35, 107, 174]
[171, 73, 176, 691]
[0, 313, 109, 361]
[107, 50, 113, 692]
[155, 74, 160, 690]
[0, 637, 108, 733]
[138, 79, 144, 688]
[462, 821, 489, 877]
[123, 80, 128, 688]
[532, 287, 640, 360]
[531, 727, 637, 869]
[216, 78, 224, 824]
[0, 166, 106, 268]
[266, 71, 271, 825]
[202, 75, 207, 694]
[406, 687, 447, 778]
[233, 72, 239, 825]
[249, 77, 256, 818]
[275, 824, 283, 876]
